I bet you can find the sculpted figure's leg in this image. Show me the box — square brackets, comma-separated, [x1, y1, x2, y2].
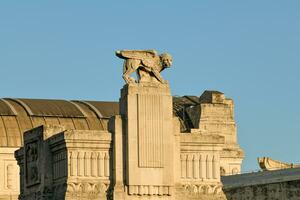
[122, 71, 131, 84]
[122, 72, 135, 83]
[122, 60, 130, 83]
[138, 69, 151, 83]
[152, 69, 167, 84]
[123, 60, 137, 83]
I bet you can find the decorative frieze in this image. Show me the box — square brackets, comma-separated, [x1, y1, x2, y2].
[65, 181, 110, 197]
[180, 153, 220, 181]
[68, 151, 110, 178]
[183, 183, 223, 195]
[128, 185, 172, 196]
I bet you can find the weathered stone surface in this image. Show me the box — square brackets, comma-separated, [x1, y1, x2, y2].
[0, 90, 245, 199]
[0, 147, 19, 200]
[119, 82, 175, 198]
[3, 49, 300, 200]
[1, 92, 243, 200]
[15, 125, 112, 200]
[182, 91, 244, 176]
[14, 85, 229, 200]
[222, 167, 300, 200]
[10, 50, 246, 200]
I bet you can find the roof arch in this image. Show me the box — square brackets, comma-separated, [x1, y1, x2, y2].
[0, 98, 119, 147]
[0, 95, 205, 147]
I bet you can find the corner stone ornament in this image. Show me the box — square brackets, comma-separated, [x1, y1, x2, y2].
[116, 50, 172, 84]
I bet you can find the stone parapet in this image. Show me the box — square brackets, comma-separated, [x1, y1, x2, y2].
[222, 168, 300, 200]
[49, 129, 112, 200]
[178, 132, 226, 199]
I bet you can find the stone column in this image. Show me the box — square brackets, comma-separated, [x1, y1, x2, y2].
[120, 82, 175, 198]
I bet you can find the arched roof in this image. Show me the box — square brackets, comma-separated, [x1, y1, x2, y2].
[0, 95, 207, 147]
[0, 98, 119, 147]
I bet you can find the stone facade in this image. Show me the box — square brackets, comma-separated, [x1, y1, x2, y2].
[222, 167, 300, 200]
[15, 77, 243, 200]
[0, 89, 243, 200]
[1, 50, 245, 199]
[0, 98, 118, 200]
[14, 81, 232, 199]
[15, 125, 112, 200]
[185, 91, 244, 176]
[1, 50, 299, 199]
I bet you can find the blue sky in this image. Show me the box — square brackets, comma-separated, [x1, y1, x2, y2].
[1, 1, 300, 171]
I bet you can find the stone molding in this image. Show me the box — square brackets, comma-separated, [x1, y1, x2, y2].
[127, 185, 173, 196]
[222, 167, 300, 189]
[182, 183, 223, 195]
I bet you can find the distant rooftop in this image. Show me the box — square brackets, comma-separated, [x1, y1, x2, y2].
[222, 167, 300, 189]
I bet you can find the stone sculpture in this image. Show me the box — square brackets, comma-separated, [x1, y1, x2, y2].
[258, 157, 300, 171]
[116, 50, 172, 84]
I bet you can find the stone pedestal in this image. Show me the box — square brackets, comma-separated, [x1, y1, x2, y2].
[119, 83, 175, 198]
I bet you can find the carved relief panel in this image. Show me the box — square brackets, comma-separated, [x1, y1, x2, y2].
[23, 127, 44, 189]
[25, 140, 40, 187]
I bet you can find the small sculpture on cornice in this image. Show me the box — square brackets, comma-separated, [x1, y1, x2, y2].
[116, 50, 172, 84]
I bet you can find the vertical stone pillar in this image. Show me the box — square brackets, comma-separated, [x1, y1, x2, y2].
[120, 83, 174, 197]
[109, 115, 125, 199]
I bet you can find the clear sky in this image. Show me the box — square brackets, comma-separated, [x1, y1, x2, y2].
[1, 1, 300, 172]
